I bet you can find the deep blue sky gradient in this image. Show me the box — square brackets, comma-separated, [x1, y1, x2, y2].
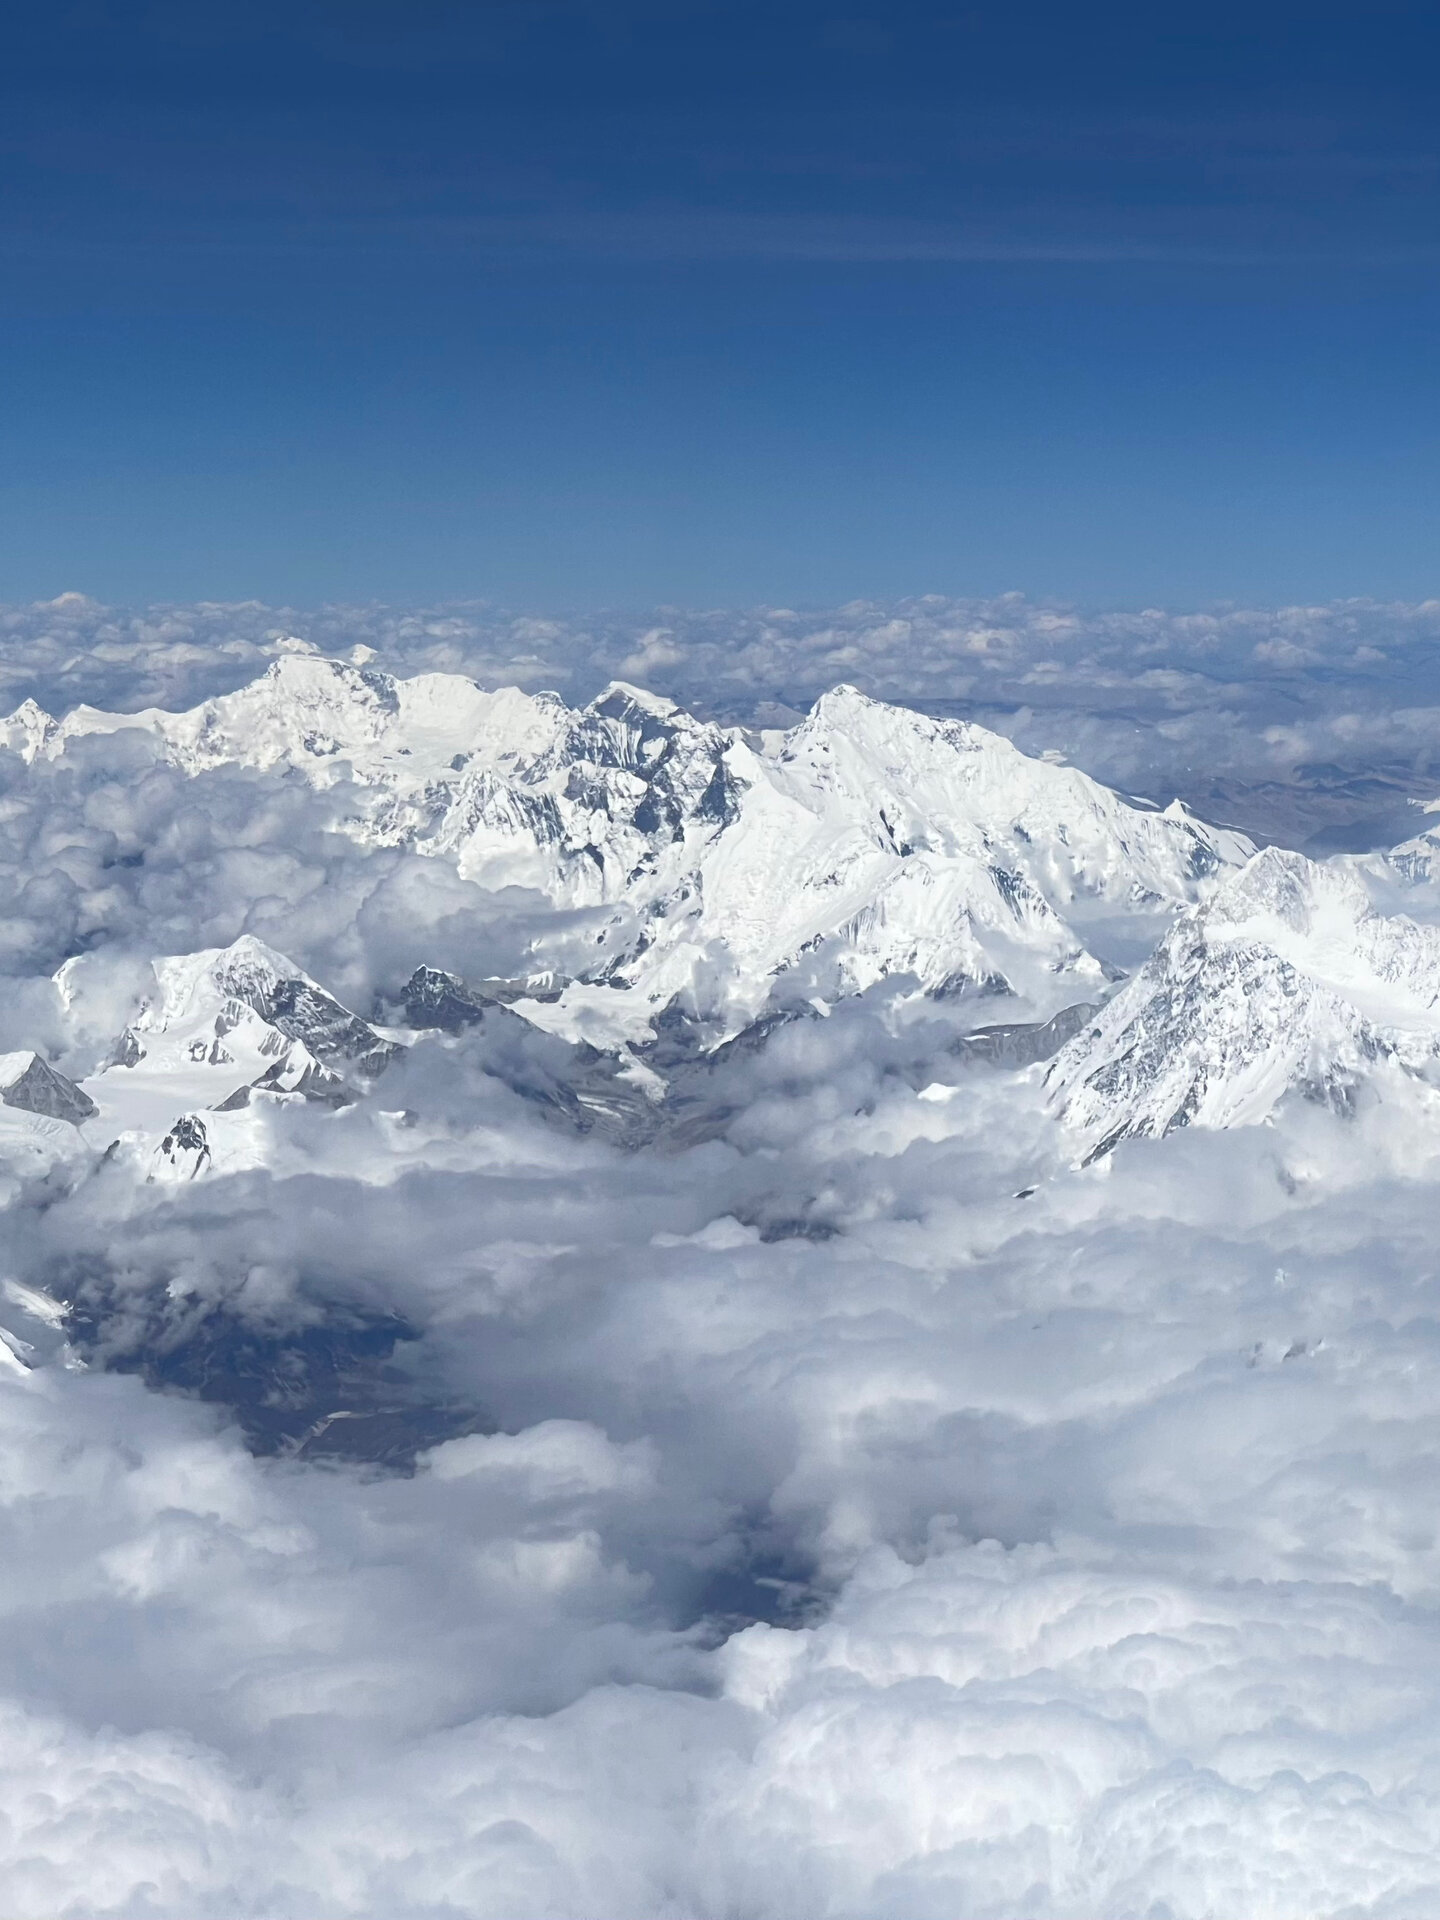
[5, 0, 1440, 606]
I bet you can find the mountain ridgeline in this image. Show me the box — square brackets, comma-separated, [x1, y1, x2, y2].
[8, 655, 1440, 1171]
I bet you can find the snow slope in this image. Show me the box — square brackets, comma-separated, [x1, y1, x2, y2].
[36, 662, 1438, 1167]
[68, 935, 400, 1175]
[9, 658, 1255, 1043]
[1049, 846, 1440, 1155]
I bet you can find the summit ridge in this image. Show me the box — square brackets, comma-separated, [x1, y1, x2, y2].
[6, 660, 1256, 1045]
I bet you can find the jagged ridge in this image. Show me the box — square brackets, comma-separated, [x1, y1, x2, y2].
[9, 659, 1255, 1043]
[1049, 846, 1440, 1155]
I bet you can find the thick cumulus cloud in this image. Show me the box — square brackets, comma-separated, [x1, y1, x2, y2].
[9, 1070, 1440, 1915]
[8, 621, 1440, 1913]
[0, 727, 595, 1058]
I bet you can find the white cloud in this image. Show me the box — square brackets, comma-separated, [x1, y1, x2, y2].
[1, 619, 1440, 1911]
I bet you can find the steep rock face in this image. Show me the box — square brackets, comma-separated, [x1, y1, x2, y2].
[0, 1052, 97, 1125]
[396, 966, 566, 1030]
[11, 663, 1255, 1042]
[1048, 847, 1440, 1156]
[0, 1054, 98, 1181]
[430, 682, 740, 905]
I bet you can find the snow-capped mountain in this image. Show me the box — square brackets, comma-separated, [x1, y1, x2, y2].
[1380, 822, 1440, 887]
[8, 656, 1255, 1043]
[31, 658, 1440, 1174]
[44, 937, 670, 1179]
[68, 935, 401, 1174]
[1049, 846, 1440, 1156]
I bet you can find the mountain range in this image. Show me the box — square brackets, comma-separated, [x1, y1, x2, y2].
[7, 654, 1440, 1182]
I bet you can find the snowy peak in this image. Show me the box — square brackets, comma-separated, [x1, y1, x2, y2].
[0, 697, 58, 759]
[430, 677, 738, 904]
[82, 934, 401, 1150]
[8, 664, 1259, 1043]
[1049, 847, 1440, 1155]
[609, 680, 1255, 1037]
[148, 934, 398, 1081]
[8, 659, 709, 794]
[778, 683, 1253, 903]
[6, 656, 573, 804]
[1204, 841, 1358, 933]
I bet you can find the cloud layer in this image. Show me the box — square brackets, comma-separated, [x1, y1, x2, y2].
[3, 616, 1440, 1914]
[8, 1064, 1440, 1915]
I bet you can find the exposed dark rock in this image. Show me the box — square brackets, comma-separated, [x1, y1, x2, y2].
[107, 1028, 146, 1068]
[262, 978, 399, 1079]
[66, 1289, 487, 1471]
[399, 966, 493, 1033]
[156, 1114, 211, 1176]
[948, 1001, 1102, 1071]
[250, 1056, 352, 1106]
[0, 1054, 98, 1125]
[396, 965, 568, 1033]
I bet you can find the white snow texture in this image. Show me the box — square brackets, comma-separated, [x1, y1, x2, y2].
[4, 605, 1440, 1918]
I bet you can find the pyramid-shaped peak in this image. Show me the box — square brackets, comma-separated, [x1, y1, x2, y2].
[0, 1050, 97, 1125]
[589, 682, 684, 722]
[146, 934, 313, 1026]
[807, 683, 894, 721]
[2, 698, 59, 760]
[800, 684, 928, 742]
[0, 1049, 42, 1088]
[210, 931, 309, 977]
[801, 684, 1004, 749]
[1206, 845, 1366, 933]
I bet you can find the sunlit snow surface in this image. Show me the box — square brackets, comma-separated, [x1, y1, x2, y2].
[7, 639, 1440, 1915]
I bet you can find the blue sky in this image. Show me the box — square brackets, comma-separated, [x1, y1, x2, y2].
[4, 0, 1440, 607]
